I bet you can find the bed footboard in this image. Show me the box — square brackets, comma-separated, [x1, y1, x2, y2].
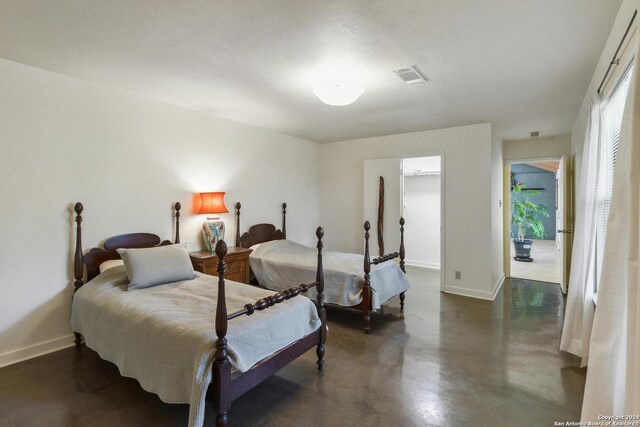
[371, 251, 399, 264]
[398, 217, 406, 310]
[363, 217, 407, 333]
[363, 221, 373, 334]
[211, 227, 325, 426]
[369, 218, 406, 269]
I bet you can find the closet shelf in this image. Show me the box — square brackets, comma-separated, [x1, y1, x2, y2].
[403, 170, 441, 177]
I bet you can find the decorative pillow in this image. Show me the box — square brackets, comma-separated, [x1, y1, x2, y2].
[116, 245, 196, 290]
[99, 259, 125, 273]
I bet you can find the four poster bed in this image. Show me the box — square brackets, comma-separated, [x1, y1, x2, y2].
[71, 202, 326, 427]
[234, 202, 410, 334]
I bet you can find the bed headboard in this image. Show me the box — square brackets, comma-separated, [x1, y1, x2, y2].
[235, 202, 286, 248]
[73, 201, 182, 289]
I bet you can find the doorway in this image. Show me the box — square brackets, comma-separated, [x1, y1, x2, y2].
[506, 159, 565, 287]
[363, 155, 444, 291]
[402, 156, 442, 271]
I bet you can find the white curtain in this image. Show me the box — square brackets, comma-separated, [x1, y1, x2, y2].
[559, 100, 600, 366]
[581, 42, 640, 419]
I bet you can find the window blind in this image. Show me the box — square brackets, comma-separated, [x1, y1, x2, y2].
[595, 65, 633, 291]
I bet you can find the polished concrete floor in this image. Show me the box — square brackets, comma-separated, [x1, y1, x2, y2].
[0, 268, 585, 426]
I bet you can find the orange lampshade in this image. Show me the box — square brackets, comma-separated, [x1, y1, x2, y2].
[196, 192, 229, 215]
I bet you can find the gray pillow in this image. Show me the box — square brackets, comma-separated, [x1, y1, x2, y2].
[117, 244, 196, 290]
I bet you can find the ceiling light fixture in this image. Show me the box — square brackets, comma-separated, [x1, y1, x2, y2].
[313, 82, 364, 106]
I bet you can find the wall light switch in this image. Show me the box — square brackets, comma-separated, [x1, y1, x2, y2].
[455, 271, 461, 280]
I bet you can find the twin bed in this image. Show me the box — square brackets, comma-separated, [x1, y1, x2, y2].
[71, 202, 326, 427]
[71, 200, 410, 426]
[234, 202, 411, 334]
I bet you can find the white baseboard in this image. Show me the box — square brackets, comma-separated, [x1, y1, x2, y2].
[444, 275, 505, 301]
[444, 286, 496, 300]
[0, 334, 75, 368]
[405, 259, 440, 270]
[492, 275, 505, 300]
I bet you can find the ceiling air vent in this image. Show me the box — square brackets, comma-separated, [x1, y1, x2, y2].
[394, 66, 429, 85]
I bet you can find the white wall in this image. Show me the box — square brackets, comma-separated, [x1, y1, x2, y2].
[403, 156, 442, 269]
[0, 58, 321, 366]
[320, 123, 501, 300]
[403, 156, 441, 172]
[491, 134, 505, 292]
[363, 158, 402, 255]
[503, 134, 571, 161]
[403, 173, 441, 269]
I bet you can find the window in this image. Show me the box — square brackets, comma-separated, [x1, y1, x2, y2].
[594, 64, 633, 293]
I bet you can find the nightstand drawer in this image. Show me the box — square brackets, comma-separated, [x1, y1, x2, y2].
[189, 247, 252, 285]
[199, 266, 246, 283]
[225, 260, 244, 275]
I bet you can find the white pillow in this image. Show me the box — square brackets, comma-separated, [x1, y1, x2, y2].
[249, 243, 262, 251]
[99, 259, 125, 273]
[116, 245, 196, 290]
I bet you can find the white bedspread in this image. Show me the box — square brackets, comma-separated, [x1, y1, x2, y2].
[71, 266, 321, 427]
[250, 240, 410, 310]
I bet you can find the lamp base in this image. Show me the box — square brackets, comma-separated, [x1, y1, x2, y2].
[202, 219, 225, 252]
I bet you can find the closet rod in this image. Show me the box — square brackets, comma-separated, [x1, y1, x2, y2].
[597, 9, 637, 95]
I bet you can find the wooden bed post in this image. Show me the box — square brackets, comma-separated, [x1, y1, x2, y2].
[315, 227, 326, 370]
[174, 202, 181, 244]
[235, 202, 241, 247]
[363, 221, 372, 334]
[73, 202, 84, 293]
[399, 217, 406, 312]
[73, 202, 84, 347]
[213, 240, 231, 427]
[282, 202, 287, 239]
[399, 217, 406, 273]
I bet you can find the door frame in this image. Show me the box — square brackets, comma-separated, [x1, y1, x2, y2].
[400, 152, 445, 293]
[503, 156, 569, 289]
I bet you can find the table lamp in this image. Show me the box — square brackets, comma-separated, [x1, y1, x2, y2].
[196, 192, 229, 252]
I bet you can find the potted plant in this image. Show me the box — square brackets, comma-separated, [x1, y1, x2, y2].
[511, 182, 549, 262]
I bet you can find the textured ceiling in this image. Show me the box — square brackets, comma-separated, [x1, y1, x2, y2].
[0, 0, 623, 142]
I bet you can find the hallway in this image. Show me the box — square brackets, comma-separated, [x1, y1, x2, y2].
[511, 239, 563, 284]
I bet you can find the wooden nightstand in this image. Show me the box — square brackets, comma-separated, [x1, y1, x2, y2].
[189, 247, 252, 284]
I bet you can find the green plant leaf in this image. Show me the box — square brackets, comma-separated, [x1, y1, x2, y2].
[510, 183, 549, 240]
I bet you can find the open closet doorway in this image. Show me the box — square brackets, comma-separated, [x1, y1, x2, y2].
[363, 155, 444, 291]
[506, 158, 570, 290]
[402, 156, 442, 273]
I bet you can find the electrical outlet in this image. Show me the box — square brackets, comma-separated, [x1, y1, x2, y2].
[455, 271, 461, 280]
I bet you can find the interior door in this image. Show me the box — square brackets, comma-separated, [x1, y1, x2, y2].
[557, 155, 573, 293]
[556, 156, 573, 294]
[503, 164, 511, 279]
[363, 158, 402, 255]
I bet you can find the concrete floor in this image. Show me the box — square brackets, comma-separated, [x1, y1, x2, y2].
[0, 267, 585, 426]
